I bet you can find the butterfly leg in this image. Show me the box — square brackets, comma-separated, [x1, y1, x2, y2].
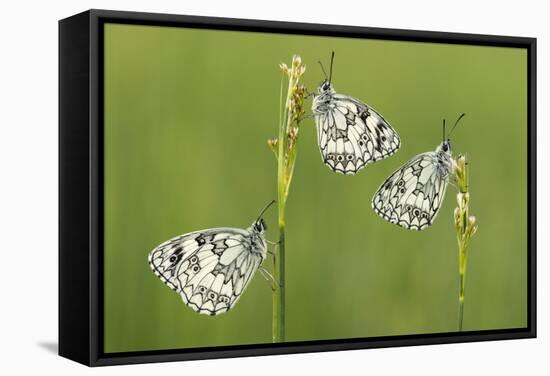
[259, 267, 279, 291]
[297, 113, 315, 122]
[304, 88, 315, 100]
[266, 239, 280, 256]
[448, 180, 458, 191]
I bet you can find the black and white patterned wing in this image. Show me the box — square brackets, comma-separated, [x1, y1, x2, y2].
[316, 94, 400, 174]
[335, 95, 401, 162]
[148, 228, 264, 316]
[371, 152, 449, 230]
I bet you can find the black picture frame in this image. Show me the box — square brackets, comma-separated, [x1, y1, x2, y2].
[59, 9, 537, 366]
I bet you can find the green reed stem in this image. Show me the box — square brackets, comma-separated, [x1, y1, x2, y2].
[454, 155, 477, 332]
[270, 56, 305, 343]
[273, 73, 289, 343]
[458, 245, 467, 331]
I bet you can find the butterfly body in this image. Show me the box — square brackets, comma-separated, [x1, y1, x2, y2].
[312, 80, 400, 175]
[372, 140, 455, 231]
[148, 218, 268, 316]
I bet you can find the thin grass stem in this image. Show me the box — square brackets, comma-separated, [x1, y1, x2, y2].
[453, 155, 477, 332]
[270, 56, 306, 343]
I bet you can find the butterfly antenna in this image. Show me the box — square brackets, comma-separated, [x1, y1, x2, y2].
[318, 61, 328, 80]
[256, 200, 276, 222]
[442, 119, 446, 143]
[447, 113, 466, 139]
[329, 51, 335, 84]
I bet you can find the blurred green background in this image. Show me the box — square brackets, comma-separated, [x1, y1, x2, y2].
[103, 23, 527, 353]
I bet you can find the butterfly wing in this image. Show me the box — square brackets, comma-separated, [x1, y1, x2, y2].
[314, 93, 400, 174]
[148, 227, 265, 316]
[371, 152, 449, 230]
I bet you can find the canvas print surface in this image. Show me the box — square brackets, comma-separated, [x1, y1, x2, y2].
[103, 23, 527, 353]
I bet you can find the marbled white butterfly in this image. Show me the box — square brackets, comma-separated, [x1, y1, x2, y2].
[312, 52, 401, 175]
[148, 201, 275, 316]
[372, 114, 466, 230]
